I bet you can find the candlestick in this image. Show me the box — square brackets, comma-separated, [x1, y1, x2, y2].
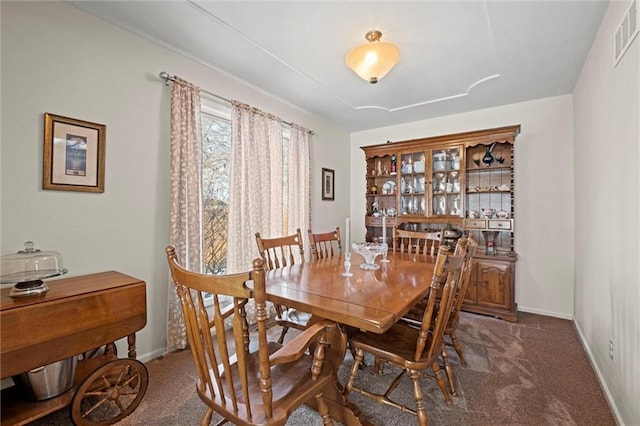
[382, 217, 386, 244]
[345, 216, 350, 250]
[342, 251, 353, 277]
[342, 216, 353, 276]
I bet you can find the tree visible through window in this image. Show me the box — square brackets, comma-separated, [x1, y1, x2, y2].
[201, 112, 231, 275]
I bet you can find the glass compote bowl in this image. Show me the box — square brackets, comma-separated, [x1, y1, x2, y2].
[352, 242, 386, 270]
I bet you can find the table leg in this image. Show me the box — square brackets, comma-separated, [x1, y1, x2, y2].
[127, 333, 137, 359]
[308, 323, 373, 426]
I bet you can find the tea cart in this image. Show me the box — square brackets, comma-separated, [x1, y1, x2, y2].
[0, 271, 148, 425]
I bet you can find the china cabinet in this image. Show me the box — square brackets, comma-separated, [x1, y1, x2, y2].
[361, 125, 520, 322]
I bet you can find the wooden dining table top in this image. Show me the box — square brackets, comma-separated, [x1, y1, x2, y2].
[265, 251, 436, 334]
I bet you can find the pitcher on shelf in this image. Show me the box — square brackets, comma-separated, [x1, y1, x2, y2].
[482, 142, 497, 165]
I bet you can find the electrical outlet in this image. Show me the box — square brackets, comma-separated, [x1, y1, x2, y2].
[609, 339, 614, 360]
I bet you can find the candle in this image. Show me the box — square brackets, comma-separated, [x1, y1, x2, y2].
[382, 217, 386, 244]
[345, 216, 350, 252]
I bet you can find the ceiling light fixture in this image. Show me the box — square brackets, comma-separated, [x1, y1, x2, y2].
[346, 30, 401, 84]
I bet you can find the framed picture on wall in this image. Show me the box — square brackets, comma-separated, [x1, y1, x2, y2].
[322, 168, 334, 201]
[43, 113, 106, 193]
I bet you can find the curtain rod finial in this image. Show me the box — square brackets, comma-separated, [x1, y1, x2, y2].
[159, 71, 172, 86]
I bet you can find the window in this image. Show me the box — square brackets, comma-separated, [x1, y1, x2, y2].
[201, 110, 231, 275]
[200, 100, 299, 275]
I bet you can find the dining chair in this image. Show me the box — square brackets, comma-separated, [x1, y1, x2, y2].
[255, 229, 309, 344]
[441, 235, 478, 393]
[393, 228, 443, 256]
[308, 227, 342, 261]
[165, 246, 336, 426]
[402, 235, 477, 397]
[343, 244, 466, 425]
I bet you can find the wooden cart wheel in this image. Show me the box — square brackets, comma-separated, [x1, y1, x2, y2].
[70, 358, 148, 426]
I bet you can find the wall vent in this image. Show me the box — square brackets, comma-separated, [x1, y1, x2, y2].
[614, 0, 639, 66]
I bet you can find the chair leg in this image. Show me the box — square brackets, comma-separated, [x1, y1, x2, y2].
[314, 392, 335, 425]
[201, 407, 213, 425]
[344, 348, 365, 397]
[277, 325, 289, 344]
[373, 356, 386, 375]
[450, 332, 467, 366]
[441, 347, 458, 396]
[431, 360, 453, 405]
[344, 326, 365, 369]
[409, 369, 429, 426]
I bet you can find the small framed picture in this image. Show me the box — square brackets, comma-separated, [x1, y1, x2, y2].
[322, 168, 335, 201]
[43, 113, 106, 192]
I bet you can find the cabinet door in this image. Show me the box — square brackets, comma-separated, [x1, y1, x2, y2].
[429, 146, 463, 218]
[475, 259, 512, 311]
[463, 262, 477, 305]
[399, 151, 427, 216]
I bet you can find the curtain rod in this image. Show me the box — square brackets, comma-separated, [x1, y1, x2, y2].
[159, 72, 314, 135]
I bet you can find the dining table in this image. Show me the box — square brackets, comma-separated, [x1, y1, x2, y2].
[265, 250, 437, 426]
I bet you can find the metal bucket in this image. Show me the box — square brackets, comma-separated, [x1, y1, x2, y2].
[13, 357, 77, 401]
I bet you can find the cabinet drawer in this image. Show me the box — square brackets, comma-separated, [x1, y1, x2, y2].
[488, 220, 512, 230]
[366, 217, 397, 226]
[366, 217, 381, 226]
[465, 219, 486, 229]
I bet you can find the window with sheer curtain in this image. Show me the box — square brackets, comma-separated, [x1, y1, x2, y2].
[200, 100, 309, 276]
[167, 80, 310, 353]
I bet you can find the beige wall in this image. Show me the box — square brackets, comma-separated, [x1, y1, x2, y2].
[348, 1, 640, 422]
[573, 1, 639, 424]
[350, 94, 575, 318]
[0, 1, 350, 361]
[2, 1, 638, 423]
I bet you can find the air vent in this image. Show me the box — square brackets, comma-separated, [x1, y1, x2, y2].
[614, 0, 639, 66]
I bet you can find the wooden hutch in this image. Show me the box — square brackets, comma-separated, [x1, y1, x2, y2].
[361, 125, 521, 322]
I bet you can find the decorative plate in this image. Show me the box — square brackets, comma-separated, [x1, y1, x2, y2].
[382, 180, 396, 194]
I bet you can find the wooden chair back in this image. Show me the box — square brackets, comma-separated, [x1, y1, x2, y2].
[255, 228, 307, 344]
[165, 246, 335, 425]
[393, 228, 443, 256]
[414, 242, 467, 362]
[344, 241, 468, 414]
[448, 235, 478, 329]
[308, 227, 342, 261]
[255, 228, 305, 270]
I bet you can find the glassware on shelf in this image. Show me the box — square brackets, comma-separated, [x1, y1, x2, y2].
[451, 196, 461, 216]
[433, 195, 446, 215]
[352, 242, 385, 270]
[433, 173, 445, 192]
[433, 150, 447, 171]
[482, 230, 500, 255]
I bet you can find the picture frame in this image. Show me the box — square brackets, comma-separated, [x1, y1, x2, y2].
[321, 168, 335, 201]
[43, 113, 106, 193]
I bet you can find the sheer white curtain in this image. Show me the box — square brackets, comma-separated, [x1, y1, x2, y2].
[287, 124, 311, 240]
[227, 101, 284, 274]
[166, 77, 203, 353]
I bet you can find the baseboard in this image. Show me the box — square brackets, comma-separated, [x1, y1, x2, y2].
[517, 305, 573, 320]
[113, 338, 167, 364]
[573, 320, 624, 425]
[136, 348, 167, 364]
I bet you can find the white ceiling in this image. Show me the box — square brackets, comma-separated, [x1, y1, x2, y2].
[69, 1, 609, 132]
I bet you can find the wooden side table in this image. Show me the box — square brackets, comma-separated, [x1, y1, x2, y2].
[1, 271, 147, 425]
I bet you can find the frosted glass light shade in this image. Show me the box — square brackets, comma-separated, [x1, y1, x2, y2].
[346, 30, 401, 84]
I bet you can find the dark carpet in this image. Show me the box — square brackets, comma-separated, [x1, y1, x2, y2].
[28, 312, 615, 425]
